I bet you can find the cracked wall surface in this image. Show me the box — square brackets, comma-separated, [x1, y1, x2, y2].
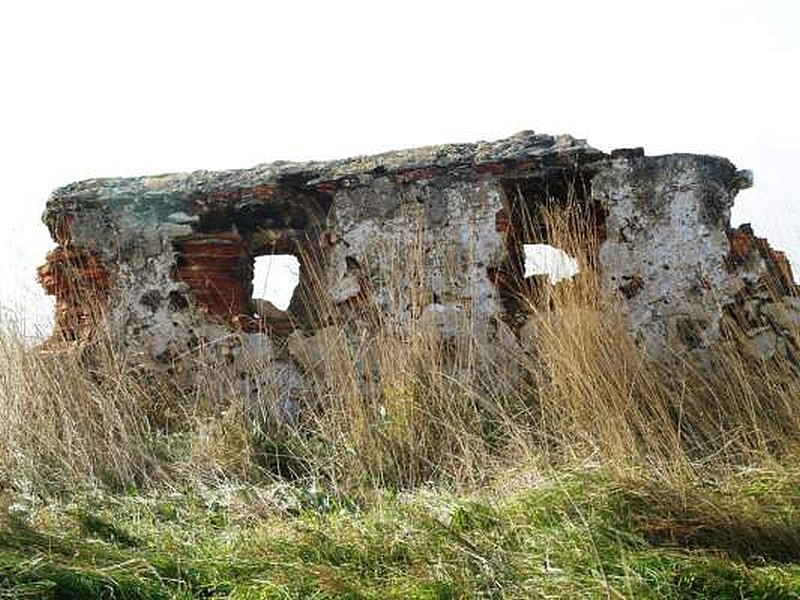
[38, 131, 799, 399]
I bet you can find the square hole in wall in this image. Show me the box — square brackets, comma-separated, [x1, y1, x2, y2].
[523, 244, 579, 284]
[493, 172, 604, 320]
[252, 254, 300, 314]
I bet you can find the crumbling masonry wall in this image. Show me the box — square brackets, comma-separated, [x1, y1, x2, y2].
[39, 131, 799, 397]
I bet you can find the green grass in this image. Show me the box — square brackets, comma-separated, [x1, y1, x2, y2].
[3, 468, 800, 599]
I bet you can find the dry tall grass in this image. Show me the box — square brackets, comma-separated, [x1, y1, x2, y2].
[1, 192, 799, 495]
[0, 325, 160, 490]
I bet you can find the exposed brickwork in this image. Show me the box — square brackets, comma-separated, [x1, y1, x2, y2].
[37, 246, 110, 343]
[174, 233, 250, 324]
[728, 224, 796, 296]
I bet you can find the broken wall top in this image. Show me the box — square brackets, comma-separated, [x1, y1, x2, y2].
[43, 131, 742, 236]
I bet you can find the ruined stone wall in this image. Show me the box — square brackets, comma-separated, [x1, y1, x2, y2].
[596, 151, 749, 355]
[594, 150, 798, 361]
[38, 131, 799, 399]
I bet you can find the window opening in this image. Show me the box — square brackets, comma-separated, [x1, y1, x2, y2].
[523, 244, 579, 284]
[252, 255, 300, 313]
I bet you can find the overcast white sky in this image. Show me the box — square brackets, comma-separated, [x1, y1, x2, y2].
[1, 0, 798, 332]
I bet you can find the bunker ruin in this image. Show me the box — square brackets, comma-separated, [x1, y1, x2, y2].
[38, 131, 799, 397]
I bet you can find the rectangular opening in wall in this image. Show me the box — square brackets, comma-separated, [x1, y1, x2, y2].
[494, 171, 605, 321]
[252, 255, 299, 312]
[251, 255, 300, 335]
[174, 186, 333, 334]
